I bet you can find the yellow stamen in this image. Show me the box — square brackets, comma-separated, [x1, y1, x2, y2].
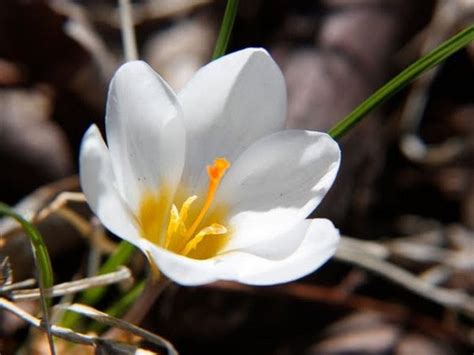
[185, 157, 230, 239]
[136, 159, 231, 260]
[164, 195, 198, 249]
[164, 204, 180, 248]
[181, 223, 227, 256]
[179, 195, 198, 223]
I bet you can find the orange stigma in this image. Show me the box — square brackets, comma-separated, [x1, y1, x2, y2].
[185, 157, 230, 239]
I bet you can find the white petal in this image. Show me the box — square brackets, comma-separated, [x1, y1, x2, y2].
[106, 61, 185, 211]
[144, 216, 299, 286]
[142, 219, 338, 286]
[218, 219, 339, 285]
[142, 239, 218, 286]
[236, 219, 310, 260]
[177, 48, 287, 192]
[79, 125, 142, 245]
[218, 130, 340, 251]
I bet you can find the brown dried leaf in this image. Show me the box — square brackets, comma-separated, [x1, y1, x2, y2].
[310, 311, 457, 354]
[0, 87, 73, 199]
[310, 311, 401, 354]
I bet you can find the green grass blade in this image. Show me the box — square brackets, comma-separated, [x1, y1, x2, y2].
[0, 202, 55, 354]
[212, 0, 239, 60]
[0, 203, 54, 290]
[328, 24, 474, 140]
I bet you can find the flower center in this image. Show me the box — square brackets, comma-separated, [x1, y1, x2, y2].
[137, 158, 231, 260]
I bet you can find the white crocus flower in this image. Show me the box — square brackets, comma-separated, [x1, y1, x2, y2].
[79, 48, 341, 286]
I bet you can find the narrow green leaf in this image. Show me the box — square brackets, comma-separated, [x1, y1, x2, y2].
[0, 202, 56, 354]
[328, 24, 474, 140]
[0, 203, 54, 290]
[212, 0, 239, 60]
[103, 278, 145, 318]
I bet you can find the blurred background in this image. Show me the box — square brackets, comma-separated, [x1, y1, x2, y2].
[0, 0, 473, 354]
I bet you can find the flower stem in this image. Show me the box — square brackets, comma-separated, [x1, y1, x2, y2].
[212, 0, 239, 60]
[328, 24, 474, 140]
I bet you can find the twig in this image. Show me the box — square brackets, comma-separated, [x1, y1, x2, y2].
[0, 176, 79, 238]
[398, 0, 474, 164]
[86, 0, 211, 28]
[0, 297, 178, 352]
[64, 303, 177, 355]
[119, 0, 138, 61]
[0, 297, 96, 346]
[11, 267, 131, 301]
[35, 192, 86, 223]
[387, 240, 472, 268]
[335, 236, 474, 317]
[104, 275, 171, 339]
[34, 191, 116, 254]
[419, 264, 453, 285]
[50, 0, 117, 79]
[0, 278, 36, 293]
[207, 281, 471, 344]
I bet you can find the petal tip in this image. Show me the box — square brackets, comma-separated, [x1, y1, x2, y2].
[79, 124, 105, 160]
[114, 60, 153, 77]
[110, 61, 170, 94]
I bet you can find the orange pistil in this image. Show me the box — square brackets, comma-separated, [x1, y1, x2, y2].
[184, 157, 230, 240]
